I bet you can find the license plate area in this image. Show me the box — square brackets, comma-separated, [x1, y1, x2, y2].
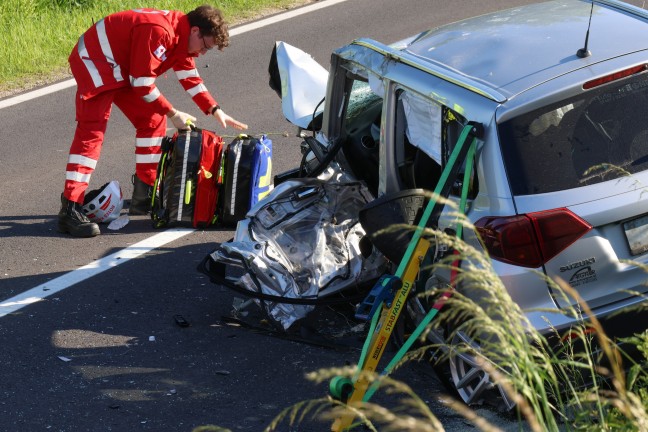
[623, 214, 648, 256]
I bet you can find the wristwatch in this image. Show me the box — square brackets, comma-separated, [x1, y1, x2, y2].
[210, 105, 221, 115]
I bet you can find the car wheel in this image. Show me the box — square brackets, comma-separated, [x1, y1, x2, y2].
[396, 286, 517, 412]
[447, 329, 516, 411]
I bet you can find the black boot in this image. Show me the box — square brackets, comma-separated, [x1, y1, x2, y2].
[58, 194, 100, 237]
[129, 174, 153, 215]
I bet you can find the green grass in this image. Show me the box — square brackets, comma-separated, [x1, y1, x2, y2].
[0, 0, 308, 94]
[262, 195, 648, 431]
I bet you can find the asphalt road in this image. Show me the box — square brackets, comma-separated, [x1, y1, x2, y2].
[2, 0, 643, 431]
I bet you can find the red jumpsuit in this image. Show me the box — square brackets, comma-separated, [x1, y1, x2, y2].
[64, 8, 218, 203]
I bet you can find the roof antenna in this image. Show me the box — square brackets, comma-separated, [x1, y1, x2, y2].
[577, 1, 594, 58]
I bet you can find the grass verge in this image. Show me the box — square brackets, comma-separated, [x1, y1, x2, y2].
[0, 0, 312, 97]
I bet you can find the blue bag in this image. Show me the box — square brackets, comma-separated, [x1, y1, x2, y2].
[220, 134, 273, 226]
[250, 135, 273, 208]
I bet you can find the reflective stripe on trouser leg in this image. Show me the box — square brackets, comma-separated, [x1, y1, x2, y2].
[63, 89, 112, 203]
[113, 87, 166, 186]
[134, 136, 163, 185]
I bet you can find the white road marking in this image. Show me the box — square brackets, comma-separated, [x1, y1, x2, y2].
[0, 228, 194, 317]
[0, 80, 76, 109]
[0, 0, 351, 317]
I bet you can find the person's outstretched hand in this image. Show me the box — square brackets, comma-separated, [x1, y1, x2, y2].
[213, 108, 248, 130]
[169, 109, 196, 130]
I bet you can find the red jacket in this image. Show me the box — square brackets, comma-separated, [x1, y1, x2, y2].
[69, 8, 217, 115]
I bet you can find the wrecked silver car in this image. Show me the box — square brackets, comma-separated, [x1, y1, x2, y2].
[207, 178, 386, 329]
[202, 0, 648, 409]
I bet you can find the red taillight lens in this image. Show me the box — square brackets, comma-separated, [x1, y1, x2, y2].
[475, 208, 592, 268]
[583, 64, 648, 89]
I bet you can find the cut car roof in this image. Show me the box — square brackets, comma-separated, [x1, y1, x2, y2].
[402, 0, 648, 98]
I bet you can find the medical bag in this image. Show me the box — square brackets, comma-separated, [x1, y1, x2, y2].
[219, 134, 273, 226]
[151, 127, 224, 228]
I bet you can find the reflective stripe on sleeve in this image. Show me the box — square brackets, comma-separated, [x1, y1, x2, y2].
[187, 83, 207, 97]
[130, 76, 156, 87]
[175, 69, 200, 80]
[68, 154, 98, 169]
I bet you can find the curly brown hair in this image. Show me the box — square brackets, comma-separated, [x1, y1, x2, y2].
[187, 5, 229, 50]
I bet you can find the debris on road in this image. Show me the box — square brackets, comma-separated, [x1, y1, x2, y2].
[107, 215, 129, 230]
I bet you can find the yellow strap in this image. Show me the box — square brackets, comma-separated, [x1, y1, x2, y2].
[331, 237, 430, 431]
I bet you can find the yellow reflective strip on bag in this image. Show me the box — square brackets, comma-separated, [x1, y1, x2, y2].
[257, 157, 272, 200]
[259, 155, 272, 185]
[185, 180, 192, 205]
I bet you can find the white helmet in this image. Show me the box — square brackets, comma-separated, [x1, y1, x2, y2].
[82, 181, 124, 223]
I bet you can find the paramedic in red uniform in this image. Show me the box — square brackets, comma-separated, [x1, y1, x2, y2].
[58, 5, 248, 237]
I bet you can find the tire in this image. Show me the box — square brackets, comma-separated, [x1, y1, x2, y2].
[445, 327, 516, 411]
[396, 275, 517, 412]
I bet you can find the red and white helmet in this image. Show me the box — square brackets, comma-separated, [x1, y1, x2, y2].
[82, 181, 124, 223]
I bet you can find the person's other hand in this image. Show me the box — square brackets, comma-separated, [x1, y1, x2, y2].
[169, 109, 197, 130]
[213, 109, 248, 130]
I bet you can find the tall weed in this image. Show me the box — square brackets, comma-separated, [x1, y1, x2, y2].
[262, 192, 648, 431]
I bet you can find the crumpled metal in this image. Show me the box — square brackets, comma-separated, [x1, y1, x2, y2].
[212, 178, 387, 329]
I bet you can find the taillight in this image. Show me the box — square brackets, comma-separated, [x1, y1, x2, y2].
[583, 64, 648, 89]
[475, 208, 592, 268]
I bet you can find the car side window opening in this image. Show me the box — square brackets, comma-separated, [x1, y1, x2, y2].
[340, 76, 383, 195]
[394, 89, 476, 198]
[394, 89, 441, 191]
[498, 73, 648, 195]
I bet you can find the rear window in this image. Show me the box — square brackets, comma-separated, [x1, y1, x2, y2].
[498, 73, 648, 195]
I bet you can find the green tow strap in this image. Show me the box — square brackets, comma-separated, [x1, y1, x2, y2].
[362, 140, 476, 402]
[353, 296, 381, 382]
[346, 122, 479, 405]
[394, 124, 478, 277]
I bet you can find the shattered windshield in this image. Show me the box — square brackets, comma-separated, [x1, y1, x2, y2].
[347, 81, 382, 123]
